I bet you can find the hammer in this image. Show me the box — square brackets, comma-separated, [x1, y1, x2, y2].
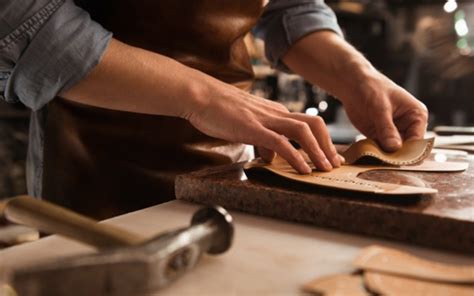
[2, 196, 234, 296]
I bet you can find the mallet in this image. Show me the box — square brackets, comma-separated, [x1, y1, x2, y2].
[2, 195, 234, 296]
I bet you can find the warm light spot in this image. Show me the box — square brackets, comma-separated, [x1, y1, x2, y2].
[305, 107, 319, 116]
[434, 153, 448, 163]
[318, 101, 329, 112]
[455, 19, 469, 37]
[444, 0, 458, 13]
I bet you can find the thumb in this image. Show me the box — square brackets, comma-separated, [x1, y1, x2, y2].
[376, 111, 402, 152]
[257, 146, 276, 163]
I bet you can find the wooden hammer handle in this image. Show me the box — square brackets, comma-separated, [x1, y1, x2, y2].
[3, 195, 144, 250]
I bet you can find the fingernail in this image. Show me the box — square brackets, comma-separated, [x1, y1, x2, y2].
[331, 155, 341, 168]
[322, 158, 332, 171]
[386, 137, 401, 150]
[338, 154, 346, 165]
[301, 163, 312, 174]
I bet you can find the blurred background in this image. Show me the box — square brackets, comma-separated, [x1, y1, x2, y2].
[0, 0, 473, 197]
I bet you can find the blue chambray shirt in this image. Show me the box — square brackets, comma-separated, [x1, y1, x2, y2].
[0, 0, 341, 198]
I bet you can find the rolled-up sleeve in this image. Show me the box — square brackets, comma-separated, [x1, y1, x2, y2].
[0, 0, 112, 111]
[255, 0, 343, 72]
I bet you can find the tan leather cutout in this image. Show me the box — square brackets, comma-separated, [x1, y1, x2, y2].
[364, 272, 474, 296]
[245, 139, 468, 195]
[353, 245, 474, 284]
[438, 145, 474, 153]
[245, 158, 467, 195]
[302, 274, 369, 296]
[434, 135, 474, 147]
[342, 138, 435, 165]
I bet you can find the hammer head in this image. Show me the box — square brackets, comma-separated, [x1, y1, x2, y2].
[10, 206, 234, 296]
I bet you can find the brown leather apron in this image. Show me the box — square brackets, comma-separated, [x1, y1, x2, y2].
[42, 0, 264, 219]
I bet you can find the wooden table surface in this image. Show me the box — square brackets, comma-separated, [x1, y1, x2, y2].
[1, 200, 473, 295]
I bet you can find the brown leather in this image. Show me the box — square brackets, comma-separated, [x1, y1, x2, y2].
[302, 274, 369, 296]
[245, 139, 469, 195]
[342, 138, 435, 166]
[303, 245, 474, 296]
[43, 0, 264, 219]
[354, 245, 474, 284]
[364, 272, 474, 296]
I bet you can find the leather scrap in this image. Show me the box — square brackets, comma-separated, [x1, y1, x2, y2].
[302, 274, 369, 296]
[364, 271, 474, 296]
[342, 138, 435, 165]
[245, 138, 468, 195]
[353, 245, 474, 284]
[438, 145, 474, 153]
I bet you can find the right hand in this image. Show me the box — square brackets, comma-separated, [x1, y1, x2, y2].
[61, 39, 341, 173]
[184, 77, 342, 174]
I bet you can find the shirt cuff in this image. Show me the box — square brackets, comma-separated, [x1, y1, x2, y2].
[255, 0, 343, 73]
[2, 0, 112, 111]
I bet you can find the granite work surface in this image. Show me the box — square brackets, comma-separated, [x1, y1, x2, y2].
[176, 151, 474, 254]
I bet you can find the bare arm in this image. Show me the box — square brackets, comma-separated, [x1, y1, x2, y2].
[61, 38, 342, 173]
[282, 31, 428, 151]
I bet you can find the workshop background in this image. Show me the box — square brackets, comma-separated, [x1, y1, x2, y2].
[0, 0, 473, 197]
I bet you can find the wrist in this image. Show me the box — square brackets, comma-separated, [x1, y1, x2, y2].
[178, 69, 212, 120]
[336, 55, 382, 104]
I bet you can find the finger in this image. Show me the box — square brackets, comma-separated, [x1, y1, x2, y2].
[403, 122, 427, 141]
[257, 146, 276, 163]
[400, 109, 428, 141]
[265, 117, 333, 171]
[338, 154, 346, 165]
[375, 107, 402, 152]
[289, 113, 341, 167]
[258, 129, 312, 174]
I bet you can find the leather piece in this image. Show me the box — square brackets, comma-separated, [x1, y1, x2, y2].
[42, 1, 264, 219]
[353, 245, 474, 284]
[245, 148, 468, 195]
[341, 138, 434, 165]
[303, 245, 474, 296]
[438, 145, 474, 153]
[364, 272, 474, 296]
[302, 274, 369, 296]
[433, 135, 474, 146]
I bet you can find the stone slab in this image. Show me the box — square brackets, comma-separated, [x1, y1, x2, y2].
[176, 152, 474, 254]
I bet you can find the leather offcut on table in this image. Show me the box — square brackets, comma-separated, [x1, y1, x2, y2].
[303, 245, 474, 296]
[302, 274, 368, 296]
[363, 271, 474, 296]
[353, 245, 474, 284]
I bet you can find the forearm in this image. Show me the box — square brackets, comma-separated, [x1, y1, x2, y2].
[282, 30, 382, 104]
[62, 37, 343, 173]
[61, 38, 209, 119]
[283, 30, 428, 151]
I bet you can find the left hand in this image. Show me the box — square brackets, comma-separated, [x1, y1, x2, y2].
[281, 31, 428, 152]
[341, 72, 428, 152]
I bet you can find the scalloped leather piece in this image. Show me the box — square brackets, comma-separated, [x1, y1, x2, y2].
[342, 138, 435, 165]
[244, 140, 468, 195]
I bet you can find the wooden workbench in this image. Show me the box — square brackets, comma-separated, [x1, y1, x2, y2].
[1, 201, 473, 295]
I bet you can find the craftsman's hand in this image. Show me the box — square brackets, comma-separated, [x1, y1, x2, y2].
[62, 39, 340, 174]
[341, 72, 428, 151]
[185, 77, 342, 173]
[282, 31, 428, 152]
